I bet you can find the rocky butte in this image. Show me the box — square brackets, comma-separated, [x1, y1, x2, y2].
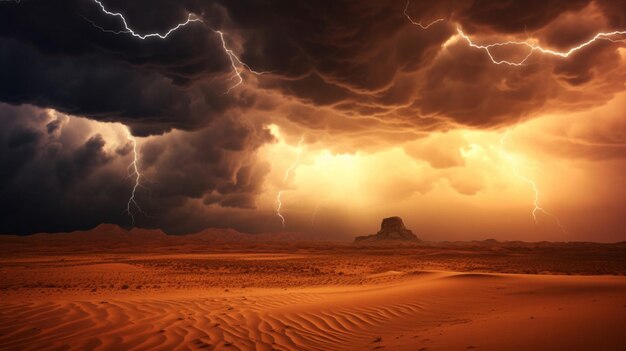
[354, 216, 419, 243]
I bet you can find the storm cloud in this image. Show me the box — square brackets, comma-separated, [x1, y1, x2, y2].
[0, 0, 624, 237]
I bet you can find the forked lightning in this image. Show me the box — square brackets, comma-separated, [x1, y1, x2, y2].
[275, 136, 305, 228]
[500, 131, 566, 233]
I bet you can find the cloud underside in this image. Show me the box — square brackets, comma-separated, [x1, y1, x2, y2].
[0, 0, 624, 235]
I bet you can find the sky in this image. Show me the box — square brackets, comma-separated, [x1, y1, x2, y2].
[0, 0, 624, 242]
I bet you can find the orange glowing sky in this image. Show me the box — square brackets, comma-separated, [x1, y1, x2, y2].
[256, 91, 626, 241]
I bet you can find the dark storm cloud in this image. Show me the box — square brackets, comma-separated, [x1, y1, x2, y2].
[0, 0, 241, 135]
[128, 118, 275, 234]
[0, 104, 128, 233]
[0, 0, 624, 234]
[0, 0, 279, 234]
[138, 116, 274, 208]
[0, 103, 273, 234]
[448, 0, 591, 33]
[221, 0, 626, 132]
[1, 0, 624, 132]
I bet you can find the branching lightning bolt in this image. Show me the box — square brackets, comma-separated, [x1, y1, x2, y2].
[125, 128, 145, 225]
[404, 0, 626, 65]
[403, 0, 444, 30]
[85, 0, 263, 92]
[282, 135, 304, 183]
[214, 30, 267, 94]
[500, 131, 566, 233]
[275, 135, 304, 228]
[456, 27, 626, 66]
[275, 190, 285, 228]
[90, 0, 201, 40]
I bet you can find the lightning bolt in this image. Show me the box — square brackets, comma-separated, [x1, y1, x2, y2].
[89, 0, 202, 39]
[214, 30, 267, 94]
[403, 1, 626, 65]
[282, 135, 304, 183]
[124, 128, 145, 225]
[456, 27, 626, 66]
[310, 200, 326, 226]
[275, 190, 285, 228]
[275, 135, 305, 228]
[500, 131, 566, 233]
[403, 0, 444, 30]
[85, 0, 263, 92]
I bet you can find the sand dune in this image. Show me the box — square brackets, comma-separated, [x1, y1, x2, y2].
[1, 271, 625, 350]
[1, 230, 624, 350]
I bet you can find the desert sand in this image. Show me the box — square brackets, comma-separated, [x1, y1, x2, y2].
[1, 226, 625, 350]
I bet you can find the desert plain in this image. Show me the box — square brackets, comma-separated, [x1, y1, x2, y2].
[1, 224, 625, 351]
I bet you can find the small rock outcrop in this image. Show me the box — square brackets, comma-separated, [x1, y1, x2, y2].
[354, 216, 419, 243]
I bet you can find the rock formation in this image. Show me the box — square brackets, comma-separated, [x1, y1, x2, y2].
[354, 216, 419, 243]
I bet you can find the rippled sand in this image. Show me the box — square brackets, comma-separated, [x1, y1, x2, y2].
[1, 231, 625, 350]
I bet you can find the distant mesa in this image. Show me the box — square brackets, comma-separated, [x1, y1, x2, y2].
[355, 216, 419, 243]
